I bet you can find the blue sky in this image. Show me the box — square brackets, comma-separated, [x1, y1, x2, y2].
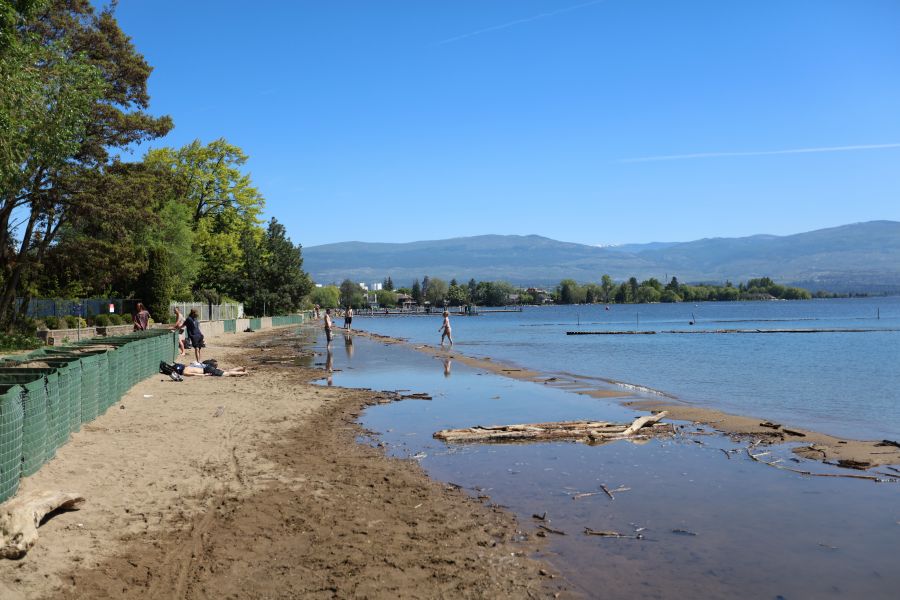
[113, 0, 900, 247]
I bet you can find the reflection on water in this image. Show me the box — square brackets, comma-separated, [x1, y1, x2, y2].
[294, 329, 900, 600]
[325, 345, 334, 386]
[343, 331, 354, 359]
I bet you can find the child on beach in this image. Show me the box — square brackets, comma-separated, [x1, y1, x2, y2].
[439, 311, 453, 347]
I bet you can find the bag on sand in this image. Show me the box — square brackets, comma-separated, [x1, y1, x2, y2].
[159, 361, 184, 382]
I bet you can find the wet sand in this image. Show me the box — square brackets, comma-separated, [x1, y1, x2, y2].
[0, 328, 567, 599]
[356, 330, 900, 470]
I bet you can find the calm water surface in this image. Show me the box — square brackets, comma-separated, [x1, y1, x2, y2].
[309, 330, 900, 600]
[352, 297, 900, 439]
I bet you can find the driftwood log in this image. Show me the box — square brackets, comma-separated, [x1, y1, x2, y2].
[434, 411, 670, 444]
[0, 491, 84, 559]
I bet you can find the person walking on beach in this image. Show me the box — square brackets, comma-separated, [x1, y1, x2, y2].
[171, 307, 186, 356]
[132, 302, 151, 331]
[439, 311, 453, 347]
[183, 309, 205, 363]
[324, 308, 335, 344]
[344, 306, 353, 330]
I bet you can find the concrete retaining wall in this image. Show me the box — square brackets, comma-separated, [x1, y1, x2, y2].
[36, 312, 315, 346]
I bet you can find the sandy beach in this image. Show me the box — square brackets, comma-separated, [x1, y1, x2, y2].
[0, 328, 567, 599]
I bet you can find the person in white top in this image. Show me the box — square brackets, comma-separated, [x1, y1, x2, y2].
[439, 311, 453, 347]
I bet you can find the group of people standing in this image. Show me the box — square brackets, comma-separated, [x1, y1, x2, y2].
[321, 305, 452, 347]
[322, 306, 354, 343]
[130, 303, 205, 362]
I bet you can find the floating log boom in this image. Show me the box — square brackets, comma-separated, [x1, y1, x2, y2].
[434, 412, 670, 444]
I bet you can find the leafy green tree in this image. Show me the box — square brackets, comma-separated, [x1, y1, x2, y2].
[411, 279, 422, 304]
[377, 290, 398, 307]
[310, 285, 340, 309]
[425, 277, 448, 305]
[584, 283, 602, 304]
[643, 278, 663, 292]
[660, 289, 681, 303]
[600, 274, 615, 303]
[628, 277, 639, 301]
[340, 279, 363, 308]
[557, 279, 583, 304]
[145, 139, 264, 298]
[259, 218, 312, 314]
[636, 285, 661, 303]
[0, 1, 44, 51]
[475, 281, 514, 306]
[1, 0, 172, 329]
[238, 219, 311, 315]
[37, 161, 192, 300]
[383, 276, 394, 291]
[447, 282, 468, 306]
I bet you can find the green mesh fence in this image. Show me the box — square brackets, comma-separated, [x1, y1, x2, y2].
[36, 358, 83, 435]
[79, 354, 99, 423]
[224, 319, 236, 333]
[0, 384, 24, 503]
[0, 374, 48, 477]
[0, 323, 278, 499]
[0, 369, 64, 463]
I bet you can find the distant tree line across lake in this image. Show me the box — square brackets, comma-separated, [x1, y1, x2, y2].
[309, 275, 815, 309]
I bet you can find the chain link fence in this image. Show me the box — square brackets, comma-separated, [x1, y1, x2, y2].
[169, 302, 243, 321]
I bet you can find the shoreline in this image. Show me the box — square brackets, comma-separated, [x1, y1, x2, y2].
[1, 327, 568, 599]
[353, 329, 900, 469]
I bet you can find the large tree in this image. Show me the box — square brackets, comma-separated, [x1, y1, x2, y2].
[1, 0, 172, 329]
[144, 139, 264, 298]
[238, 218, 311, 316]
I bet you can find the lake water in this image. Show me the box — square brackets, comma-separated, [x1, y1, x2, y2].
[305, 328, 900, 599]
[351, 297, 900, 440]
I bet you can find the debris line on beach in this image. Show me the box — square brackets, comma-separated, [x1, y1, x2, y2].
[433, 411, 671, 444]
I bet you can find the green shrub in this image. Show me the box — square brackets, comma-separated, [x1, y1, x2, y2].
[13, 317, 38, 335]
[44, 316, 62, 329]
[108, 314, 124, 326]
[0, 333, 42, 351]
[64, 315, 87, 328]
[94, 314, 110, 327]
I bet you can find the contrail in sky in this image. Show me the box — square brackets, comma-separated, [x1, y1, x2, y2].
[436, 0, 605, 45]
[619, 143, 900, 163]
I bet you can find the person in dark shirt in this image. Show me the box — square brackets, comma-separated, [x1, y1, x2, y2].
[184, 309, 205, 363]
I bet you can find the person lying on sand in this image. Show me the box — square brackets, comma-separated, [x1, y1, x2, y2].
[182, 364, 249, 377]
[160, 361, 249, 378]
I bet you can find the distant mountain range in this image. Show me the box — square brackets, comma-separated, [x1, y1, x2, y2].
[303, 221, 900, 293]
